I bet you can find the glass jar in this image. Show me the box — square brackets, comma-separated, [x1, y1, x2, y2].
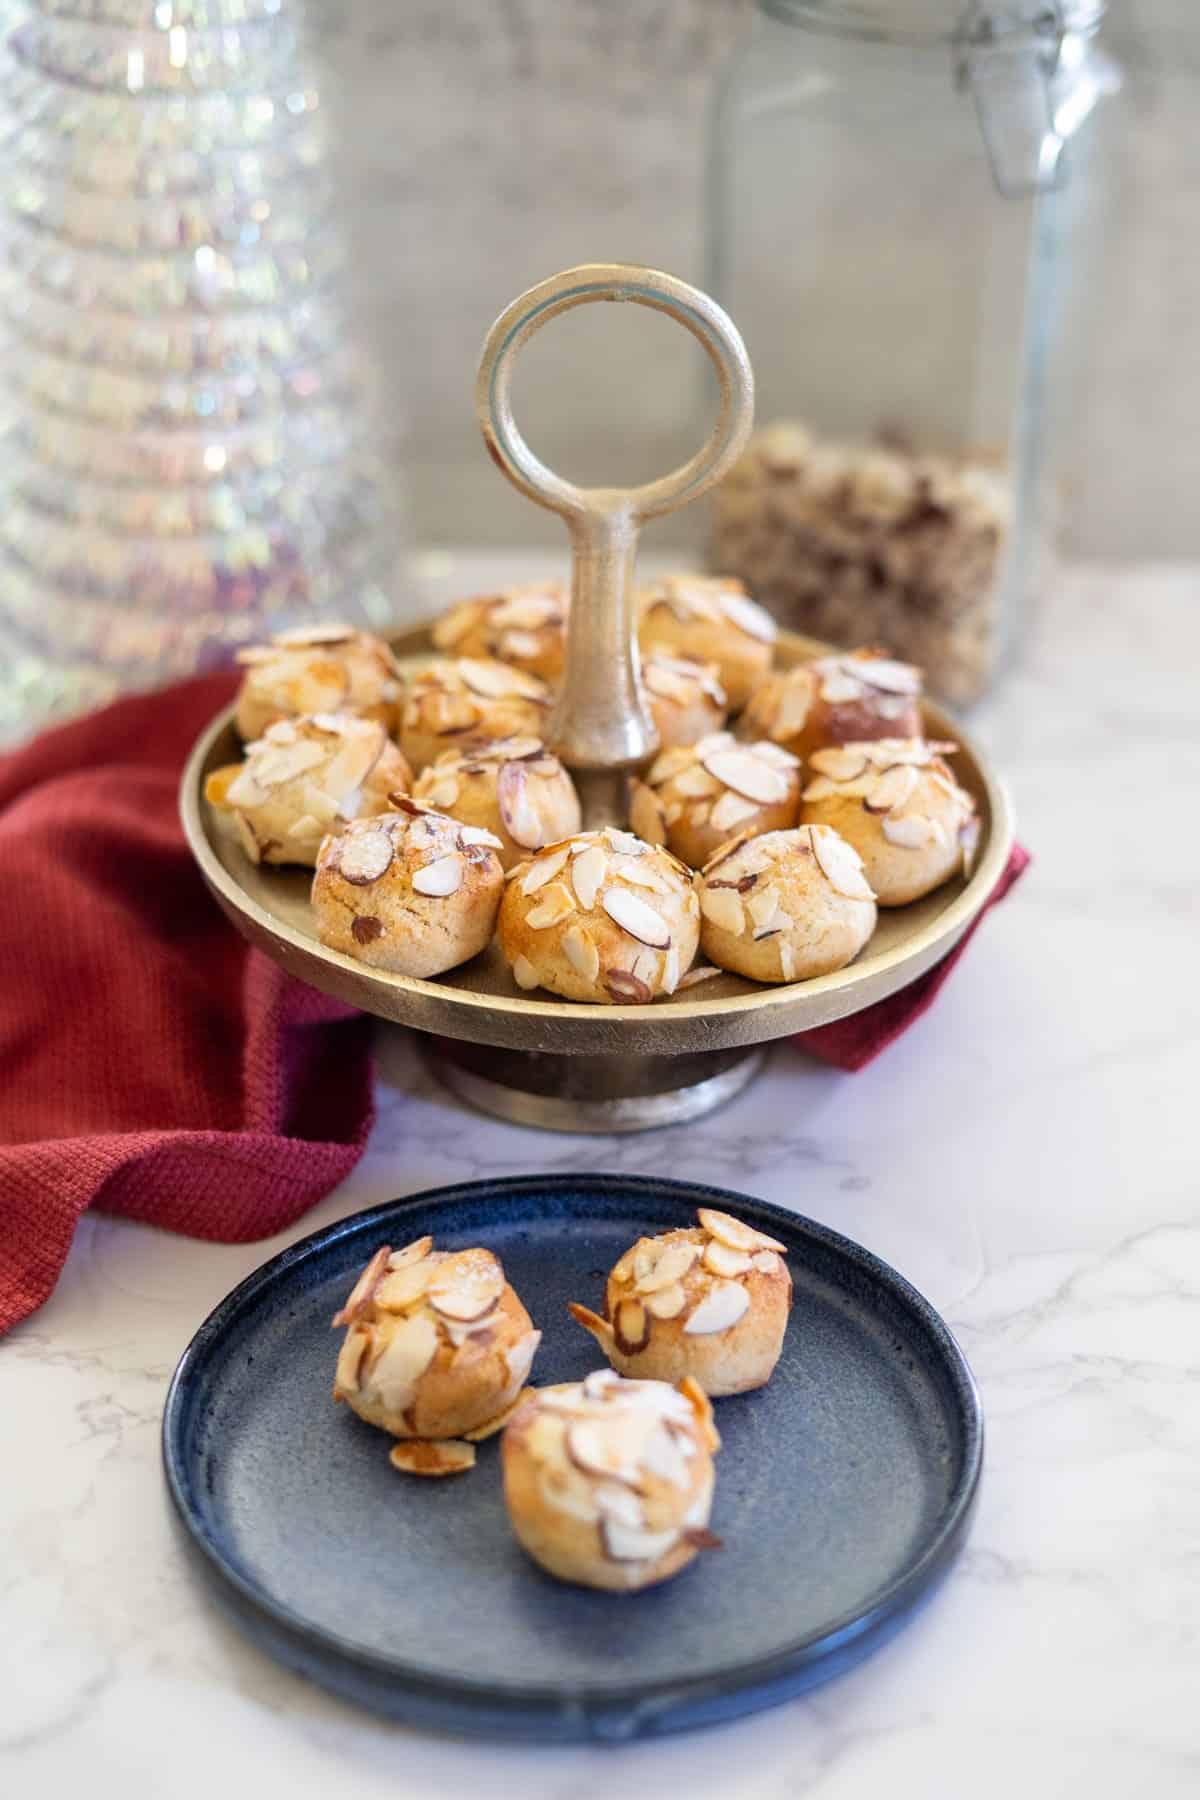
[705, 1, 1119, 702]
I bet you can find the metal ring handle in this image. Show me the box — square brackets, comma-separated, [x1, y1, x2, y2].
[475, 263, 755, 776]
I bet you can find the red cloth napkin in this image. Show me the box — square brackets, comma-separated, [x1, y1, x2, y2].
[0, 673, 1027, 1335]
[0, 673, 376, 1336]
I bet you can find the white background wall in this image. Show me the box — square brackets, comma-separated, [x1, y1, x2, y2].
[310, 1, 1199, 559]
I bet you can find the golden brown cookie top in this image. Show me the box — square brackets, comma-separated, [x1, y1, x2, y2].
[641, 730, 800, 842]
[639, 573, 776, 647]
[802, 738, 976, 858]
[227, 713, 394, 822]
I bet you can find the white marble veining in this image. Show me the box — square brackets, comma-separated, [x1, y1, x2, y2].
[3, 560, 1199, 1795]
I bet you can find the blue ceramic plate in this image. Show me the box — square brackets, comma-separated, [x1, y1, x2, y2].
[162, 1175, 982, 1741]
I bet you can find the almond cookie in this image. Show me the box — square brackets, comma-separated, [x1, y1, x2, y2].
[638, 574, 775, 711]
[696, 825, 876, 983]
[501, 1370, 721, 1591]
[399, 657, 551, 773]
[497, 828, 700, 1004]
[312, 798, 503, 977]
[641, 650, 728, 749]
[332, 1236, 541, 1471]
[206, 713, 411, 868]
[233, 623, 403, 741]
[741, 648, 922, 762]
[412, 737, 581, 871]
[431, 581, 567, 684]
[570, 1207, 791, 1395]
[800, 738, 979, 906]
[629, 731, 801, 870]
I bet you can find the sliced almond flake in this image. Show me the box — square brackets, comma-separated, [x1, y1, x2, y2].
[521, 846, 570, 893]
[718, 591, 776, 643]
[810, 826, 875, 901]
[703, 746, 790, 806]
[643, 660, 692, 702]
[703, 1240, 753, 1278]
[322, 730, 387, 807]
[673, 763, 721, 799]
[600, 1517, 682, 1564]
[374, 1258, 434, 1312]
[645, 745, 695, 787]
[752, 1250, 782, 1273]
[745, 884, 783, 931]
[525, 882, 575, 929]
[249, 737, 330, 791]
[497, 759, 546, 847]
[562, 923, 600, 984]
[853, 655, 921, 695]
[511, 955, 540, 991]
[754, 740, 801, 770]
[677, 963, 721, 989]
[604, 829, 646, 857]
[422, 776, 460, 809]
[644, 1282, 688, 1320]
[618, 857, 669, 892]
[636, 1240, 698, 1294]
[801, 776, 838, 802]
[699, 886, 745, 935]
[274, 622, 356, 647]
[779, 942, 797, 981]
[698, 1207, 786, 1254]
[458, 657, 547, 701]
[881, 813, 939, 850]
[701, 832, 755, 875]
[388, 1236, 433, 1270]
[661, 945, 681, 995]
[333, 1325, 371, 1395]
[570, 844, 608, 910]
[818, 667, 867, 704]
[331, 1243, 392, 1325]
[285, 812, 322, 840]
[459, 825, 504, 849]
[640, 1423, 692, 1488]
[772, 672, 813, 741]
[864, 763, 920, 814]
[369, 1311, 440, 1412]
[628, 782, 668, 848]
[709, 790, 761, 834]
[411, 852, 464, 897]
[601, 887, 671, 948]
[593, 1483, 646, 1530]
[389, 1439, 476, 1477]
[606, 968, 653, 1005]
[683, 1280, 750, 1335]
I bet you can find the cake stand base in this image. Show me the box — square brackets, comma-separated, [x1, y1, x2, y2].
[423, 1039, 767, 1134]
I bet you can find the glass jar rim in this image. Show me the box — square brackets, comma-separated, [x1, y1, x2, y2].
[755, 2, 1106, 45]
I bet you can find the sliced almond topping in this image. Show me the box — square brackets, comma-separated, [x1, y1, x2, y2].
[459, 825, 504, 849]
[331, 1244, 392, 1326]
[644, 1282, 687, 1320]
[709, 790, 762, 834]
[462, 1388, 536, 1442]
[428, 1251, 504, 1322]
[411, 852, 464, 897]
[605, 968, 653, 1004]
[369, 1311, 440, 1412]
[570, 844, 608, 910]
[853, 655, 920, 695]
[801, 776, 837, 802]
[818, 670, 865, 705]
[809, 746, 872, 782]
[683, 1280, 750, 1335]
[233, 812, 263, 864]
[567, 1301, 614, 1347]
[752, 1250, 782, 1273]
[593, 1483, 646, 1529]
[338, 828, 394, 886]
[389, 1439, 476, 1477]
[458, 657, 546, 701]
[565, 1416, 644, 1485]
[645, 745, 695, 787]
[275, 622, 356, 647]
[504, 1328, 542, 1390]
[960, 813, 981, 877]
[810, 825, 875, 900]
[628, 781, 668, 847]
[601, 887, 671, 948]
[636, 1240, 698, 1294]
[718, 591, 776, 643]
[388, 1236, 433, 1270]
[641, 1423, 692, 1488]
[373, 1258, 435, 1312]
[562, 923, 601, 983]
[511, 954, 540, 991]
[679, 1375, 721, 1452]
[703, 1240, 753, 1278]
[612, 1296, 651, 1355]
[677, 963, 721, 989]
[521, 846, 570, 893]
[661, 945, 680, 995]
[745, 884, 784, 932]
[525, 882, 575, 930]
[673, 763, 721, 799]
[698, 1207, 786, 1253]
[333, 1325, 372, 1396]
[699, 885, 745, 935]
[497, 759, 546, 848]
[204, 762, 244, 808]
[779, 942, 797, 981]
[772, 672, 813, 742]
[703, 745, 790, 806]
[864, 764, 921, 814]
[422, 776, 460, 809]
[881, 813, 939, 850]
[601, 1518, 681, 1563]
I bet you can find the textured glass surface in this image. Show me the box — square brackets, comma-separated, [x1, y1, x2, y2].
[0, 0, 405, 743]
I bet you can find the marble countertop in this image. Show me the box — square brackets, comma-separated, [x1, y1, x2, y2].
[4, 559, 1198, 1796]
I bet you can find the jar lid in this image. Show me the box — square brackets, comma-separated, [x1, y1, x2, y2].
[759, 2, 1106, 44]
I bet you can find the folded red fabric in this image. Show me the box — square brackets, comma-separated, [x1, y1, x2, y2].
[0, 673, 376, 1335]
[0, 673, 1027, 1334]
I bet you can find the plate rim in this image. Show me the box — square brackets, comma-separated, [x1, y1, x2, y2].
[178, 623, 1016, 1054]
[162, 1173, 984, 1726]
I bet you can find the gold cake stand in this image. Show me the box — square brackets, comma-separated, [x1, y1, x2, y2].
[180, 265, 1015, 1132]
